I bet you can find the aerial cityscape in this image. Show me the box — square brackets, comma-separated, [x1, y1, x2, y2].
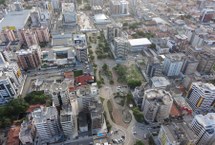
[0, 0, 214, 145]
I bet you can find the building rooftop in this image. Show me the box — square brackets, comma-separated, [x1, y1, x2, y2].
[7, 126, 20, 145]
[128, 38, 152, 46]
[165, 53, 185, 61]
[151, 77, 170, 88]
[19, 121, 33, 138]
[0, 9, 31, 31]
[94, 14, 111, 24]
[161, 122, 197, 144]
[193, 82, 215, 92]
[144, 89, 173, 105]
[195, 113, 215, 128]
[62, 3, 75, 13]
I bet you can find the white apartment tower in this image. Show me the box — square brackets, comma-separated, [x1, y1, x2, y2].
[113, 37, 129, 59]
[187, 82, 215, 112]
[163, 53, 185, 77]
[141, 89, 173, 122]
[191, 113, 215, 145]
[32, 106, 62, 143]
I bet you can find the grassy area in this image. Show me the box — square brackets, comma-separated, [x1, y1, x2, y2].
[24, 91, 52, 106]
[74, 70, 83, 77]
[107, 100, 115, 123]
[134, 140, 145, 145]
[126, 64, 142, 82]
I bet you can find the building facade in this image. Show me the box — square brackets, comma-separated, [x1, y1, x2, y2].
[113, 37, 129, 59]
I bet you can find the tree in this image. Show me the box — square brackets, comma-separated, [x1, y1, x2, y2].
[25, 91, 51, 105]
[134, 140, 144, 145]
[127, 80, 142, 89]
[132, 107, 145, 123]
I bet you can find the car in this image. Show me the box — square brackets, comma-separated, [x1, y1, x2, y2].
[112, 139, 117, 143]
[121, 136, 125, 139]
[133, 131, 137, 135]
[118, 139, 123, 143]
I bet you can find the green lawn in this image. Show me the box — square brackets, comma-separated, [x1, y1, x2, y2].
[126, 64, 142, 81]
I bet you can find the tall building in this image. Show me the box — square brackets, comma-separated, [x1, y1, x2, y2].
[18, 29, 39, 47]
[158, 122, 197, 145]
[16, 45, 41, 70]
[113, 37, 129, 59]
[33, 27, 50, 43]
[146, 57, 163, 77]
[19, 121, 35, 145]
[141, 89, 173, 122]
[90, 0, 103, 6]
[197, 52, 215, 74]
[62, 3, 77, 27]
[191, 113, 215, 145]
[32, 106, 62, 143]
[0, 71, 17, 104]
[89, 101, 105, 135]
[199, 9, 215, 22]
[182, 56, 199, 75]
[60, 105, 78, 140]
[76, 46, 88, 63]
[0, 28, 17, 42]
[107, 23, 122, 44]
[187, 82, 215, 112]
[110, 0, 129, 16]
[49, 82, 70, 107]
[163, 53, 185, 77]
[51, 0, 60, 12]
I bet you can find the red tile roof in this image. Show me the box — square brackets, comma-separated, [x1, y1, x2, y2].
[7, 126, 20, 145]
[75, 75, 94, 86]
[170, 103, 181, 117]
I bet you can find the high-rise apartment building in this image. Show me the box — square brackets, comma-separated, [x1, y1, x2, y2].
[197, 52, 215, 74]
[141, 89, 173, 122]
[182, 56, 199, 75]
[110, 0, 129, 16]
[113, 37, 129, 59]
[32, 106, 62, 143]
[62, 3, 77, 27]
[163, 53, 185, 77]
[158, 122, 197, 145]
[0, 28, 17, 42]
[187, 82, 215, 112]
[76, 46, 88, 63]
[107, 23, 122, 44]
[33, 26, 50, 43]
[18, 29, 39, 47]
[146, 57, 163, 77]
[16, 45, 41, 70]
[191, 113, 215, 145]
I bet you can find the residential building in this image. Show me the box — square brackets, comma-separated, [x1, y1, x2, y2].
[110, 0, 129, 16]
[163, 53, 185, 77]
[128, 38, 152, 52]
[182, 56, 199, 75]
[150, 38, 170, 54]
[132, 85, 144, 107]
[0, 71, 17, 104]
[141, 89, 173, 122]
[0, 28, 17, 42]
[187, 82, 215, 112]
[150, 77, 170, 89]
[191, 113, 215, 145]
[199, 9, 215, 22]
[73, 34, 87, 46]
[89, 101, 105, 135]
[19, 121, 35, 145]
[32, 106, 62, 143]
[62, 3, 77, 27]
[107, 23, 122, 44]
[60, 104, 78, 140]
[48, 82, 70, 107]
[113, 37, 129, 59]
[16, 45, 41, 70]
[146, 57, 163, 77]
[76, 46, 88, 63]
[33, 26, 50, 43]
[18, 29, 39, 47]
[93, 14, 111, 24]
[90, 0, 103, 6]
[197, 52, 215, 74]
[158, 122, 197, 145]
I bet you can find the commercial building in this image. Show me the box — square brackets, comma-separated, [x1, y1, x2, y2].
[107, 23, 122, 44]
[113, 37, 129, 59]
[158, 122, 197, 145]
[141, 89, 173, 122]
[51, 33, 73, 46]
[93, 14, 111, 25]
[187, 82, 215, 112]
[128, 38, 151, 52]
[110, 0, 129, 16]
[19, 121, 35, 145]
[199, 9, 215, 22]
[197, 52, 215, 74]
[182, 56, 199, 75]
[146, 57, 163, 78]
[150, 77, 170, 89]
[62, 3, 77, 27]
[32, 106, 62, 143]
[16, 45, 41, 70]
[191, 113, 215, 145]
[163, 53, 185, 77]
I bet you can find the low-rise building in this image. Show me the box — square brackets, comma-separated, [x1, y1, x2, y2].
[150, 76, 170, 89]
[128, 38, 151, 52]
